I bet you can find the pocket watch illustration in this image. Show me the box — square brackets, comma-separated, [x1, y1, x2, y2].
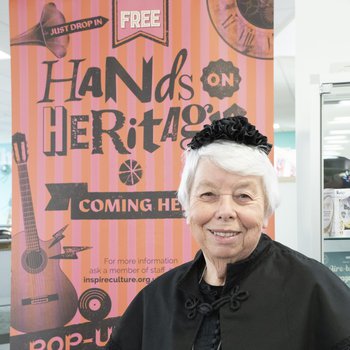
[207, 0, 273, 60]
[119, 159, 143, 185]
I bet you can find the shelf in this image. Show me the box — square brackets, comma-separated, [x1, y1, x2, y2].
[324, 237, 350, 240]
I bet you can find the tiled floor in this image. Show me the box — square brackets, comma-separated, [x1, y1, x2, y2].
[0, 306, 9, 331]
[0, 305, 10, 350]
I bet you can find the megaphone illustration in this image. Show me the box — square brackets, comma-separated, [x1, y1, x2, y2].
[10, 2, 69, 59]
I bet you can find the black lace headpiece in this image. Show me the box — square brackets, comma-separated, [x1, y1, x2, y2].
[187, 116, 272, 155]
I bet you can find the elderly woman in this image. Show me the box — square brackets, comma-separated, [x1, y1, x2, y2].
[106, 116, 350, 350]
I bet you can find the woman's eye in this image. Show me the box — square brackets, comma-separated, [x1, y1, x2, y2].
[237, 193, 252, 200]
[200, 192, 216, 200]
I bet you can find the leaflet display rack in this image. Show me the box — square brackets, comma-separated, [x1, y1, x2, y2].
[321, 82, 350, 287]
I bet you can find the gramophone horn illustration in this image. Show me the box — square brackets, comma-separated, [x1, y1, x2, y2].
[10, 2, 69, 59]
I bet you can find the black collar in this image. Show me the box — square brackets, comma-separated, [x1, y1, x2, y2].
[178, 233, 272, 296]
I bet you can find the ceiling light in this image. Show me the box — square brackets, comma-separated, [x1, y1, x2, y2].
[324, 135, 347, 140]
[323, 155, 339, 159]
[273, 123, 280, 130]
[329, 130, 350, 135]
[328, 117, 350, 124]
[323, 145, 344, 150]
[323, 150, 341, 157]
[325, 139, 350, 144]
[0, 50, 10, 60]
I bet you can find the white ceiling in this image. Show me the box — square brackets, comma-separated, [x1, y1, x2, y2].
[0, 0, 295, 143]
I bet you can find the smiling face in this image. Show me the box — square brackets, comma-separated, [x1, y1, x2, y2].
[189, 158, 266, 266]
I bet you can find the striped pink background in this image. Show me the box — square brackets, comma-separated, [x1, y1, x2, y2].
[10, 0, 273, 336]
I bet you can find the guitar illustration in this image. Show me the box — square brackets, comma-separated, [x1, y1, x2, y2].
[11, 132, 78, 332]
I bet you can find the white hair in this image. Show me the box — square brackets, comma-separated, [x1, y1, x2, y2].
[177, 141, 280, 221]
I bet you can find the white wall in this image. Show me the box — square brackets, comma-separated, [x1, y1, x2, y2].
[0, 249, 11, 306]
[295, 0, 350, 260]
[275, 180, 298, 250]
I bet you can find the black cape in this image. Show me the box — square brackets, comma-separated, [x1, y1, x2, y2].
[105, 234, 350, 350]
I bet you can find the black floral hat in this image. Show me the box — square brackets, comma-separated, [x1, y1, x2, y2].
[187, 116, 272, 155]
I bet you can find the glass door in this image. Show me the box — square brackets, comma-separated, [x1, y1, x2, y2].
[321, 82, 350, 288]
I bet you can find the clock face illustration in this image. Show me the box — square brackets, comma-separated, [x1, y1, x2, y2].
[207, 0, 273, 60]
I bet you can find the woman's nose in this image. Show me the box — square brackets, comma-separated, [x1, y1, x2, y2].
[215, 195, 237, 220]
